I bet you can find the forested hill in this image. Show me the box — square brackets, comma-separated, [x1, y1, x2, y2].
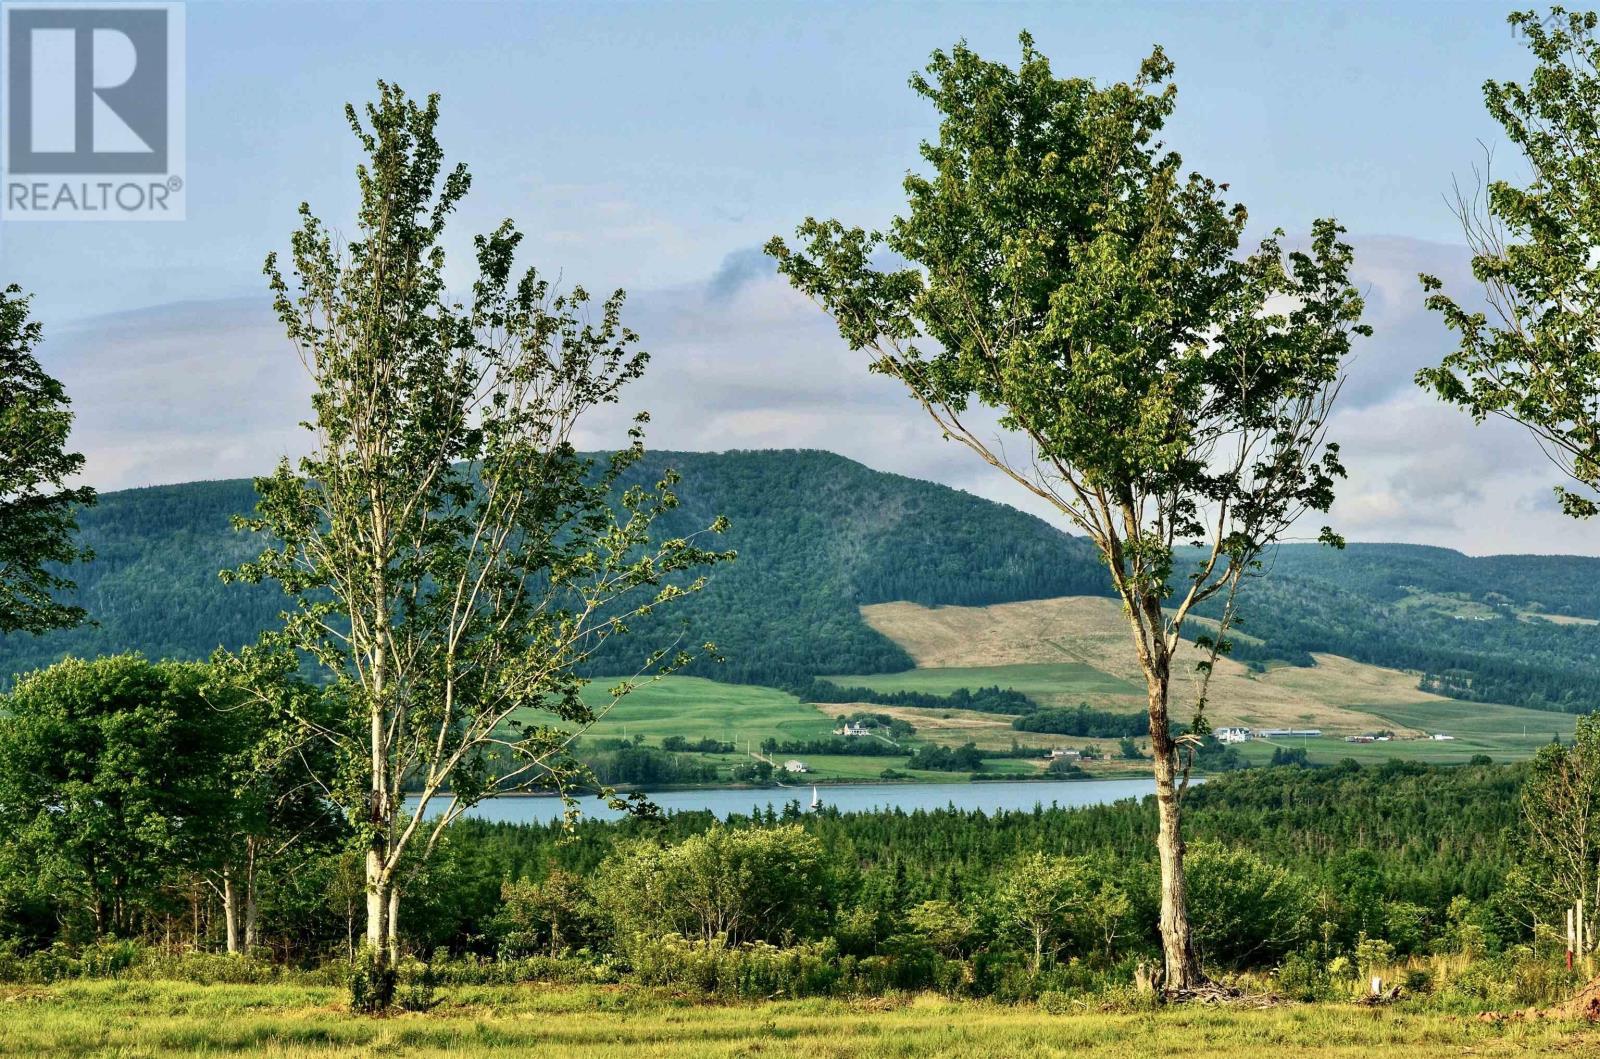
[1200, 543, 1600, 713]
[0, 450, 1111, 687]
[5, 449, 1600, 711]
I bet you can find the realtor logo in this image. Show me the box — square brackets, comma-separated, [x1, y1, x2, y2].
[2, 2, 185, 220]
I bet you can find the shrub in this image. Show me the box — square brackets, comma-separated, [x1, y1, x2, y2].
[348, 949, 397, 1014]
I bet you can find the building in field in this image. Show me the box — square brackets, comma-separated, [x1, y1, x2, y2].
[1255, 728, 1322, 739]
[783, 759, 810, 773]
[834, 722, 871, 737]
[1215, 727, 1252, 744]
[1047, 747, 1082, 760]
[1429, 733, 1455, 741]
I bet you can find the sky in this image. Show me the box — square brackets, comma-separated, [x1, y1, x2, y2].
[8, 0, 1593, 555]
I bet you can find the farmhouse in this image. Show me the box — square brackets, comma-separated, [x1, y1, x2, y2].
[1215, 726, 1252, 744]
[783, 759, 810, 774]
[1046, 747, 1081, 760]
[834, 722, 871, 737]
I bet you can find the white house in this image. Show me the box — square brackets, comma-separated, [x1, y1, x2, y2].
[1429, 733, 1455, 741]
[1215, 727, 1252, 744]
[1047, 748, 1081, 760]
[833, 722, 871, 737]
[783, 759, 810, 773]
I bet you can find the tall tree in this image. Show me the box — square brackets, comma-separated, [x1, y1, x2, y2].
[0, 286, 94, 634]
[1419, 7, 1600, 519]
[232, 83, 728, 994]
[767, 37, 1366, 990]
[1516, 715, 1600, 947]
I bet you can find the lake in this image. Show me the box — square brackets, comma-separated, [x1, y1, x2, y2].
[413, 777, 1169, 825]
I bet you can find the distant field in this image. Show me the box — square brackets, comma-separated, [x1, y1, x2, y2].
[846, 596, 1589, 765]
[561, 676, 834, 750]
[827, 661, 1139, 704]
[4, 982, 1593, 1058]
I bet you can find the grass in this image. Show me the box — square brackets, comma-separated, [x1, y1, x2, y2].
[827, 662, 1139, 704]
[561, 676, 835, 750]
[2, 981, 1595, 1057]
[1230, 698, 1580, 767]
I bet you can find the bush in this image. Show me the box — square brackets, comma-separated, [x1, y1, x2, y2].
[396, 956, 438, 1012]
[620, 934, 843, 998]
[348, 949, 397, 1014]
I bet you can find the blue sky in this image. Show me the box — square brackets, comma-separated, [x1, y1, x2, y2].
[10, 1, 1591, 554]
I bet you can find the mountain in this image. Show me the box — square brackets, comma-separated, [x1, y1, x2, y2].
[3, 449, 1599, 713]
[0, 450, 1110, 688]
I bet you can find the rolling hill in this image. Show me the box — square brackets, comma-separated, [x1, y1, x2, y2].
[0, 450, 1111, 688]
[2, 448, 1599, 727]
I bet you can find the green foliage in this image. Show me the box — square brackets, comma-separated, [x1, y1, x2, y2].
[347, 948, 396, 1014]
[594, 825, 828, 945]
[0, 450, 1111, 690]
[905, 742, 985, 772]
[797, 678, 1038, 715]
[1419, 7, 1600, 519]
[0, 285, 94, 635]
[0, 655, 266, 943]
[1186, 843, 1314, 967]
[1014, 704, 1147, 738]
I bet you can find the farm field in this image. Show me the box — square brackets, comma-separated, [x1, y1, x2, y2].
[2, 982, 1593, 1058]
[849, 597, 1583, 763]
[565, 676, 835, 750]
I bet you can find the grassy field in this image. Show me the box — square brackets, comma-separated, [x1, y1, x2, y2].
[2, 982, 1593, 1058]
[851, 597, 1583, 764]
[562, 677, 835, 750]
[827, 661, 1140, 703]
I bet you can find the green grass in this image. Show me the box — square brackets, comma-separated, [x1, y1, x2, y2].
[2, 981, 1593, 1057]
[1234, 699, 1579, 767]
[826, 662, 1140, 705]
[535, 676, 835, 750]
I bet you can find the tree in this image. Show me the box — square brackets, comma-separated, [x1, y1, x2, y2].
[1419, 8, 1600, 520]
[0, 656, 238, 940]
[594, 825, 828, 945]
[230, 84, 729, 990]
[768, 37, 1366, 990]
[0, 286, 94, 634]
[995, 852, 1083, 973]
[201, 674, 344, 955]
[1516, 712, 1600, 947]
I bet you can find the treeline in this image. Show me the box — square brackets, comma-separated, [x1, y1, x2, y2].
[3, 752, 1537, 1000]
[794, 677, 1039, 715]
[1013, 704, 1149, 738]
[761, 737, 904, 758]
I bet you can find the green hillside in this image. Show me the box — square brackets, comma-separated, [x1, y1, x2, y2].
[3, 450, 1600, 716]
[0, 449, 1110, 688]
[1197, 543, 1600, 712]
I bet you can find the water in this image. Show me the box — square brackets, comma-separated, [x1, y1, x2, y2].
[412, 777, 1170, 826]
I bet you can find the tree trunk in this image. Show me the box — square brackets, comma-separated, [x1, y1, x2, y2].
[243, 839, 259, 952]
[222, 866, 241, 954]
[365, 845, 390, 956]
[1033, 925, 1044, 974]
[387, 885, 400, 959]
[1146, 658, 1203, 991]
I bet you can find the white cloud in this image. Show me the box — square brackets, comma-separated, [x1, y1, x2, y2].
[40, 236, 1600, 557]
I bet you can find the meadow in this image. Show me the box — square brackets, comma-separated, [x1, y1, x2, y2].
[3, 981, 1595, 1059]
